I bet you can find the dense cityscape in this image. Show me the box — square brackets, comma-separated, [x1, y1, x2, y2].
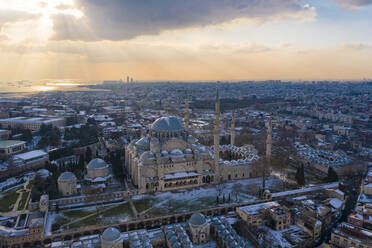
[1, 0, 372, 247]
[0, 80, 370, 247]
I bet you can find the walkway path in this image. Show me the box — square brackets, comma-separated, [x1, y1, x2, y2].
[128, 197, 138, 217]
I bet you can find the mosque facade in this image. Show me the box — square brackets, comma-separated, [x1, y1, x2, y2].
[125, 89, 260, 194]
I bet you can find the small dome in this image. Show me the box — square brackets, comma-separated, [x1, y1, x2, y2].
[184, 148, 192, 154]
[135, 137, 150, 149]
[151, 116, 185, 132]
[161, 150, 169, 157]
[102, 227, 120, 242]
[37, 169, 50, 178]
[170, 149, 184, 157]
[189, 213, 207, 226]
[87, 158, 108, 170]
[140, 151, 154, 161]
[58, 172, 76, 181]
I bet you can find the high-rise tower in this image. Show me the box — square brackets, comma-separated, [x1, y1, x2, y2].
[231, 111, 235, 146]
[214, 87, 220, 180]
[184, 91, 189, 131]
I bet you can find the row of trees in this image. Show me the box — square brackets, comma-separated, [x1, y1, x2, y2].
[295, 164, 339, 186]
[38, 124, 61, 148]
[64, 124, 98, 146]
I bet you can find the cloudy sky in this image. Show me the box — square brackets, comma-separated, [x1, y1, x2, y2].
[0, 0, 372, 81]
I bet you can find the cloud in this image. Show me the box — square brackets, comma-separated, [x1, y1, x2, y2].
[0, 10, 38, 29]
[333, 0, 372, 8]
[51, 0, 316, 41]
[339, 43, 371, 50]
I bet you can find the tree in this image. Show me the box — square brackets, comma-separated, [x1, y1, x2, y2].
[78, 154, 85, 170]
[85, 147, 92, 163]
[20, 129, 32, 142]
[295, 164, 305, 186]
[327, 167, 339, 182]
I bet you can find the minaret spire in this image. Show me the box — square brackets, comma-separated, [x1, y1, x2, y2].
[266, 117, 272, 161]
[231, 111, 235, 146]
[262, 116, 272, 191]
[214, 87, 220, 181]
[184, 90, 189, 131]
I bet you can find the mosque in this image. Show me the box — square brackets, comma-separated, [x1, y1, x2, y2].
[125, 89, 261, 194]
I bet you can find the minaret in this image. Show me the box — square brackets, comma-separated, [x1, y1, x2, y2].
[266, 117, 272, 161]
[214, 87, 220, 180]
[230, 111, 235, 146]
[262, 116, 272, 191]
[184, 91, 189, 131]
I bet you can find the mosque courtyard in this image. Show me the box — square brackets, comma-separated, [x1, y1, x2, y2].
[47, 175, 294, 233]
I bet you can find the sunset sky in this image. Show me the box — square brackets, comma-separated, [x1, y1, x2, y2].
[0, 0, 372, 82]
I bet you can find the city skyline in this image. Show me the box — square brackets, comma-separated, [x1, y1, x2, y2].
[0, 0, 372, 82]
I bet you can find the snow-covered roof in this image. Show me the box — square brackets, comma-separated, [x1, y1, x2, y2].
[238, 201, 279, 215]
[14, 150, 47, 161]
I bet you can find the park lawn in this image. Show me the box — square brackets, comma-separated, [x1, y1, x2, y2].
[53, 202, 134, 231]
[0, 188, 20, 212]
[17, 190, 30, 211]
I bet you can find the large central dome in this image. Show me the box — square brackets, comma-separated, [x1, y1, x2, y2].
[151, 116, 185, 132]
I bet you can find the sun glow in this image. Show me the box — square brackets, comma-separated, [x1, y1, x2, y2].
[0, 0, 83, 42]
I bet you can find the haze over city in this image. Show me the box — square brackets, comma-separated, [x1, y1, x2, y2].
[0, 0, 372, 82]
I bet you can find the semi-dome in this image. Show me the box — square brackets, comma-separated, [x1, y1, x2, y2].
[140, 151, 154, 161]
[87, 158, 108, 170]
[189, 213, 207, 226]
[151, 116, 185, 132]
[58, 171, 76, 181]
[170, 149, 184, 157]
[37, 169, 50, 178]
[135, 137, 150, 149]
[102, 227, 120, 242]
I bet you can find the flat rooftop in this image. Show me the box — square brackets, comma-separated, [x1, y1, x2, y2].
[14, 150, 48, 161]
[0, 116, 64, 124]
[238, 201, 279, 215]
[0, 140, 26, 149]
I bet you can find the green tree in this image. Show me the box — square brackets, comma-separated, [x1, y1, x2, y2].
[85, 147, 92, 163]
[20, 129, 32, 142]
[327, 167, 339, 182]
[295, 164, 305, 186]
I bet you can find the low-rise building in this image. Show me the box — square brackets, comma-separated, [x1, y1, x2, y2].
[11, 150, 49, 172]
[0, 129, 10, 140]
[0, 140, 26, 158]
[236, 201, 279, 226]
[0, 116, 65, 130]
[330, 222, 372, 248]
[268, 205, 291, 230]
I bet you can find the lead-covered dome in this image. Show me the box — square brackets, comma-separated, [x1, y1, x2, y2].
[87, 158, 108, 170]
[151, 116, 184, 132]
[58, 172, 76, 181]
[189, 213, 207, 226]
[102, 227, 121, 242]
